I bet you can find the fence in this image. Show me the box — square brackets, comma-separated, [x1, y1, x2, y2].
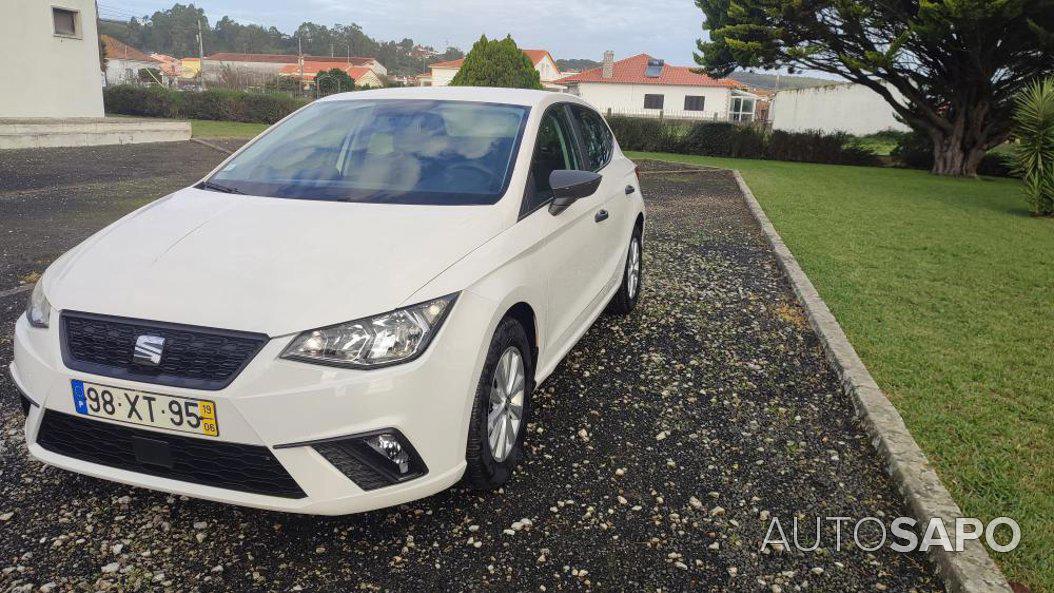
[599, 107, 771, 129]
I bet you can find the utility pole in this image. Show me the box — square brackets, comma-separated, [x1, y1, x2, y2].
[197, 18, 206, 89]
[298, 36, 304, 96]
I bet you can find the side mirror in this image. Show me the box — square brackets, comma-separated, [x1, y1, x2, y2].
[548, 170, 602, 215]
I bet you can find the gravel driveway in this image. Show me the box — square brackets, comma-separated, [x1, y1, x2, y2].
[0, 145, 939, 592]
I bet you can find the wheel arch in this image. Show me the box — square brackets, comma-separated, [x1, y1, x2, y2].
[503, 302, 538, 376]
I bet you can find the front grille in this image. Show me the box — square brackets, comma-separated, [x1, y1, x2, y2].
[61, 311, 268, 390]
[37, 410, 305, 499]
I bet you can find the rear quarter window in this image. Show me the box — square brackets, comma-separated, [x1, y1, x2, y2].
[571, 106, 614, 171]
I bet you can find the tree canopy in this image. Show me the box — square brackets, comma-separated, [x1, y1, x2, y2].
[316, 68, 356, 96]
[694, 0, 1054, 176]
[450, 35, 543, 90]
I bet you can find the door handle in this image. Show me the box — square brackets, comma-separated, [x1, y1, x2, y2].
[625, 185, 635, 195]
[594, 209, 609, 223]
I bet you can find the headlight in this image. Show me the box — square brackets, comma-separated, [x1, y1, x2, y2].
[280, 294, 457, 368]
[26, 282, 51, 328]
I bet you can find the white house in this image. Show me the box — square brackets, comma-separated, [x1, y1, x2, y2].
[102, 35, 163, 85]
[557, 53, 759, 121]
[422, 49, 565, 90]
[0, 0, 104, 118]
[771, 82, 911, 135]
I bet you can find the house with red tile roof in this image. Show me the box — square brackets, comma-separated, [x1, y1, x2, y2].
[557, 52, 762, 122]
[421, 49, 564, 90]
[198, 52, 387, 85]
[277, 62, 385, 89]
[101, 35, 162, 85]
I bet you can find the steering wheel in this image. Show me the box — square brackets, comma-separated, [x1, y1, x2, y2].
[444, 162, 497, 189]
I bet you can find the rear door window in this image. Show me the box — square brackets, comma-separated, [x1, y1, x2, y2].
[570, 105, 614, 171]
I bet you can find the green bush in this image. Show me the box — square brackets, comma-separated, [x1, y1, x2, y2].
[103, 85, 180, 118]
[608, 116, 877, 166]
[103, 85, 307, 124]
[605, 116, 684, 152]
[1005, 77, 1054, 215]
[681, 122, 766, 158]
[769, 130, 879, 166]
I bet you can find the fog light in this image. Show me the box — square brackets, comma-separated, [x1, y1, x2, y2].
[302, 428, 427, 491]
[366, 433, 410, 474]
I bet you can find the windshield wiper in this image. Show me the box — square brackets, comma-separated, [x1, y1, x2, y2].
[197, 180, 245, 194]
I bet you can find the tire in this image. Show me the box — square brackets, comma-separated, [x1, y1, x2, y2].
[607, 225, 643, 315]
[464, 317, 534, 489]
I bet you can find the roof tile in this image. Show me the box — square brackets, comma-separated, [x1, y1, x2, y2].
[556, 54, 743, 88]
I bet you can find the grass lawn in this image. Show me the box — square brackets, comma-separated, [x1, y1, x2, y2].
[189, 119, 268, 138]
[628, 151, 1052, 592]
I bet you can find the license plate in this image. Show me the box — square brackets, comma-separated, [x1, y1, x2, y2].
[71, 380, 219, 437]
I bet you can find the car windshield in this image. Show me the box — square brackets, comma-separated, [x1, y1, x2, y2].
[206, 99, 531, 205]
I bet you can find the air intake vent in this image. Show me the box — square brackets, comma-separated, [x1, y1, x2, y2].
[645, 59, 664, 78]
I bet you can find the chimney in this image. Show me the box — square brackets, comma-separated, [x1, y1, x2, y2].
[602, 51, 614, 79]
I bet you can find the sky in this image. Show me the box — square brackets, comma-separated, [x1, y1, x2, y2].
[96, 0, 713, 65]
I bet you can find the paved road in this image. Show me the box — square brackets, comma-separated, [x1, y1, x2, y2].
[0, 143, 939, 592]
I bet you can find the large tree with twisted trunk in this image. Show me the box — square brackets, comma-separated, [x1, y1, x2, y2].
[694, 0, 1053, 176]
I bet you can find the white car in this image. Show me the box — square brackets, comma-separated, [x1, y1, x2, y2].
[11, 87, 645, 515]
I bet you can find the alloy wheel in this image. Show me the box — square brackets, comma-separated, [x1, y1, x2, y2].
[627, 237, 641, 299]
[487, 347, 526, 462]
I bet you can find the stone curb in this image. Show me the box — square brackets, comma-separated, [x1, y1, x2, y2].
[731, 170, 1012, 593]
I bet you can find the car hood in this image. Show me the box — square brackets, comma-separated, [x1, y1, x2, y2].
[45, 188, 506, 336]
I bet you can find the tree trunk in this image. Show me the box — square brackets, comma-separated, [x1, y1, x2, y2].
[928, 105, 993, 177]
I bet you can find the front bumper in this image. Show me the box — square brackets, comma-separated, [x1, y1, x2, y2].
[11, 291, 496, 515]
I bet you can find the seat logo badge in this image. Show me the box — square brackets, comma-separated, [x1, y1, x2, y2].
[133, 335, 165, 366]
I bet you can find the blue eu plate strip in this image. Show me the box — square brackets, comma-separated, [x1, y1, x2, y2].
[71, 380, 88, 415]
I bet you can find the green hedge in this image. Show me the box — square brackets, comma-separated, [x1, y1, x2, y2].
[103, 85, 308, 124]
[606, 116, 880, 166]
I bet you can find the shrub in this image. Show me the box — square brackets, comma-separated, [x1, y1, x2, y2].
[769, 130, 879, 166]
[681, 122, 766, 158]
[1005, 77, 1054, 216]
[608, 116, 875, 166]
[103, 85, 180, 118]
[103, 85, 307, 124]
[606, 116, 684, 153]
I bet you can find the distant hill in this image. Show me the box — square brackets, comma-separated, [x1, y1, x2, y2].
[557, 58, 600, 73]
[728, 71, 835, 90]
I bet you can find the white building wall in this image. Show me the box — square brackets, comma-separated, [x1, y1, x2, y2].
[771, 82, 911, 135]
[1, 0, 104, 118]
[105, 58, 160, 85]
[201, 60, 283, 83]
[429, 67, 459, 87]
[536, 57, 560, 83]
[572, 82, 733, 120]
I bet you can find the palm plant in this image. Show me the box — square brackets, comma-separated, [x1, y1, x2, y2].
[1007, 77, 1054, 216]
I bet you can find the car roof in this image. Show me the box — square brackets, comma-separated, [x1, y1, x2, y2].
[316, 85, 577, 108]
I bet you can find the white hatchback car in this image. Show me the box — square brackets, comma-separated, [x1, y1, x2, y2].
[11, 87, 645, 515]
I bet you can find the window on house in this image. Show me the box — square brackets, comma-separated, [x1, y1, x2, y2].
[730, 97, 756, 122]
[52, 7, 78, 37]
[643, 94, 664, 110]
[684, 96, 705, 112]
